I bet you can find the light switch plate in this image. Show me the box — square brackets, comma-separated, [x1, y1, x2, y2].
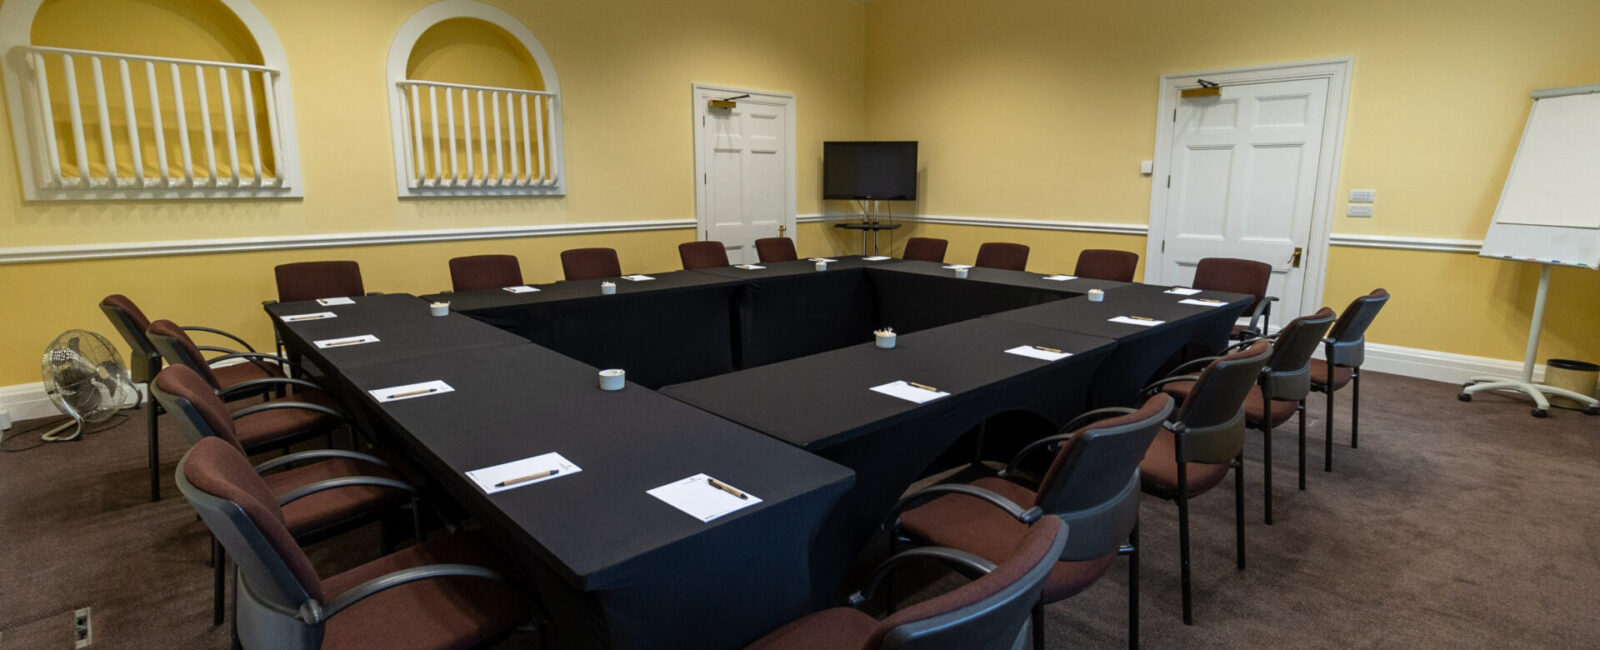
[1140, 161, 1154, 175]
[1347, 204, 1374, 218]
[1349, 189, 1376, 203]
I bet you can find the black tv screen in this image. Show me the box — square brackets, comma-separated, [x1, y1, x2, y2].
[823, 141, 917, 200]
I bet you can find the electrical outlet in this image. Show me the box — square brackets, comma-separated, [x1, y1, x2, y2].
[1347, 204, 1374, 218]
[1349, 189, 1376, 203]
[74, 607, 91, 648]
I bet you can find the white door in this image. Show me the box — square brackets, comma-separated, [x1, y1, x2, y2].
[693, 85, 796, 265]
[1156, 77, 1329, 330]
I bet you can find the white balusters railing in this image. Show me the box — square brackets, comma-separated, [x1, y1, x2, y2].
[396, 79, 560, 190]
[17, 45, 287, 190]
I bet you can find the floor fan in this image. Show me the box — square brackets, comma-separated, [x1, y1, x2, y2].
[39, 330, 139, 441]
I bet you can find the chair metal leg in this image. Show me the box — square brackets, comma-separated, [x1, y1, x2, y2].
[1032, 600, 1045, 650]
[1176, 463, 1193, 626]
[1234, 455, 1246, 572]
[1351, 368, 1361, 449]
[1297, 401, 1307, 491]
[147, 398, 161, 502]
[212, 537, 225, 626]
[1127, 525, 1140, 650]
[1261, 394, 1273, 526]
[1324, 382, 1336, 473]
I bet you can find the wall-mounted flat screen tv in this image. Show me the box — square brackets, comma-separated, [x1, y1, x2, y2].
[823, 141, 917, 200]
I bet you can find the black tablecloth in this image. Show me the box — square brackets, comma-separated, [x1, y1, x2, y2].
[660, 318, 1115, 592]
[424, 272, 744, 389]
[988, 284, 1252, 407]
[866, 261, 1130, 334]
[337, 345, 853, 650]
[264, 294, 528, 380]
[694, 257, 902, 368]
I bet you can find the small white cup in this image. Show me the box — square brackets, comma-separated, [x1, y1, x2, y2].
[1087, 289, 1105, 302]
[601, 282, 617, 295]
[875, 331, 897, 349]
[430, 302, 450, 317]
[599, 369, 626, 391]
[815, 261, 828, 271]
[954, 268, 969, 279]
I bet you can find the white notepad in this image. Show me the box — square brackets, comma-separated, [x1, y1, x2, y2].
[1041, 275, 1076, 281]
[735, 264, 766, 270]
[503, 285, 540, 294]
[648, 474, 762, 522]
[622, 275, 656, 282]
[871, 380, 950, 404]
[807, 258, 840, 263]
[280, 311, 337, 322]
[1164, 287, 1203, 296]
[316, 297, 355, 306]
[942, 264, 973, 270]
[1005, 345, 1073, 362]
[369, 380, 455, 403]
[314, 334, 379, 349]
[466, 452, 581, 495]
[863, 256, 892, 261]
[1179, 298, 1226, 308]
[1109, 316, 1165, 327]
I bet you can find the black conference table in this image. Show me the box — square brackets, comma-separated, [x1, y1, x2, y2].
[693, 256, 899, 367]
[267, 295, 854, 650]
[867, 260, 1130, 334]
[264, 293, 529, 378]
[988, 283, 1253, 407]
[423, 271, 744, 388]
[660, 317, 1117, 590]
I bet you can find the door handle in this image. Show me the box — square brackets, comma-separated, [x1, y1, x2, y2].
[779, 224, 787, 236]
[1290, 246, 1303, 268]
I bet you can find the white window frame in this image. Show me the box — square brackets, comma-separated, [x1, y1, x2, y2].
[385, 0, 565, 198]
[0, 0, 303, 200]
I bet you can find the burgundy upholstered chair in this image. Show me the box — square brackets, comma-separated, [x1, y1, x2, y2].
[1316, 288, 1390, 470]
[901, 237, 948, 263]
[275, 261, 365, 304]
[1134, 339, 1272, 624]
[153, 365, 416, 627]
[1157, 308, 1335, 525]
[147, 320, 344, 453]
[1074, 249, 1139, 282]
[745, 517, 1067, 650]
[560, 247, 622, 281]
[448, 255, 523, 292]
[890, 394, 1176, 649]
[1191, 258, 1274, 340]
[754, 237, 799, 263]
[100, 294, 277, 501]
[176, 437, 536, 649]
[678, 241, 731, 270]
[974, 242, 1029, 271]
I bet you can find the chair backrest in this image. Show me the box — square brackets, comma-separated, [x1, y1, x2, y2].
[99, 294, 161, 383]
[1032, 394, 1173, 561]
[872, 517, 1067, 650]
[678, 241, 730, 270]
[275, 261, 364, 304]
[1173, 340, 1272, 464]
[152, 365, 245, 449]
[177, 438, 327, 649]
[974, 242, 1029, 271]
[1192, 257, 1271, 312]
[1262, 307, 1336, 400]
[754, 237, 798, 263]
[902, 237, 948, 263]
[560, 247, 622, 281]
[1326, 288, 1390, 368]
[448, 255, 523, 292]
[147, 319, 223, 388]
[1073, 249, 1139, 282]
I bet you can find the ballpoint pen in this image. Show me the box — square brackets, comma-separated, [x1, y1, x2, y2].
[708, 477, 748, 499]
[495, 469, 559, 488]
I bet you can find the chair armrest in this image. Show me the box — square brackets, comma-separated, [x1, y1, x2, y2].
[315, 564, 508, 621]
[847, 547, 997, 609]
[884, 484, 1043, 532]
[208, 351, 300, 378]
[219, 377, 324, 400]
[232, 400, 343, 422]
[198, 345, 245, 356]
[276, 475, 415, 507]
[1167, 356, 1219, 378]
[1141, 375, 1200, 398]
[1062, 406, 1136, 432]
[255, 449, 384, 475]
[181, 326, 257, 353]
[1001, 432, 1078, 480]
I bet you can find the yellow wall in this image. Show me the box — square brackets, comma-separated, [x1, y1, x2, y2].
[863, 0, 1600, 364]
[0, 0, 866, 385]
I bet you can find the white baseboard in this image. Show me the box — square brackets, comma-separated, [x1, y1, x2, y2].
[0, 382, 62, 424]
